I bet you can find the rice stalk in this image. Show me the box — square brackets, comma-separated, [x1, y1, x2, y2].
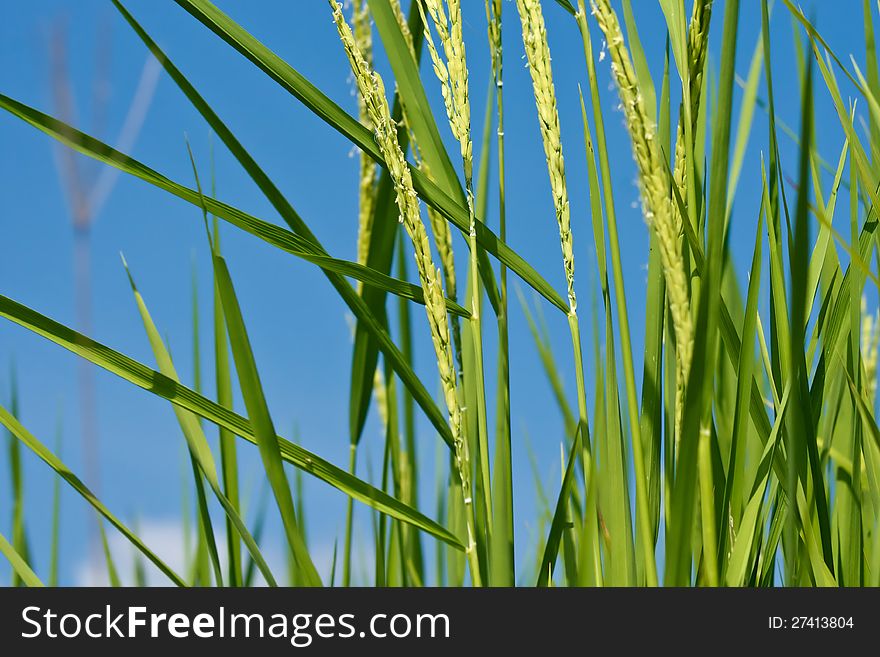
[329, 0, 481, 584]
[484, 0, 514, 587]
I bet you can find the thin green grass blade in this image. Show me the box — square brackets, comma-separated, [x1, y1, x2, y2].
[213, 254, 322, 585]
[719, 202, 764, 568]
[786, 51, 834, 574]
[213, 223, 242, 587]
[726, 33, 764, 222]
[621, 0, 657, 124]
[0, 530, 42, 588]
[536, 423, 583, 587]
[726, 385, 790, 586]
[576, 89, 635, 585]
[188, 261, 224, 587]
[6, 366, 28, 587]
[394, 234, 423, 582]
[49, 418, 62, 586]
[468, 81, 497, 582]
[658, 0, 688, 84]
[577, 3, 656, 582]
[841, 143, 865, 586]
[100, 523, 122, 587]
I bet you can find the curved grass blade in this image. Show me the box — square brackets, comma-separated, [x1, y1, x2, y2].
[212, 220, 242, 587]
[786, 52, 834, 571]
[726, 32, 764, 221]
[719, 205, 764, 567]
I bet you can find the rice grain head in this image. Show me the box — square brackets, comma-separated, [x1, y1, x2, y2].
[485, 0, 503, 84]
[417, 0, 473, 185]
[415, 0, 474, 382]
[516, 0, 576, 312]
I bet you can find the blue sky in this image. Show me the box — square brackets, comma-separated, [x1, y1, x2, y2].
[0, 0, 866, 584]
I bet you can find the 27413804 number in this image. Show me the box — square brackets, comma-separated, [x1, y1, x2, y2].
[768, 616, 854, 629]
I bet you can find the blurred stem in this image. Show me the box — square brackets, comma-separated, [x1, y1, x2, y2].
[74, 229, 101, 558]
[487, 0, 513, 588]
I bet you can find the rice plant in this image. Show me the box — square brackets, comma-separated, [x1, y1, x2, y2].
[2, 0, 879, 587]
